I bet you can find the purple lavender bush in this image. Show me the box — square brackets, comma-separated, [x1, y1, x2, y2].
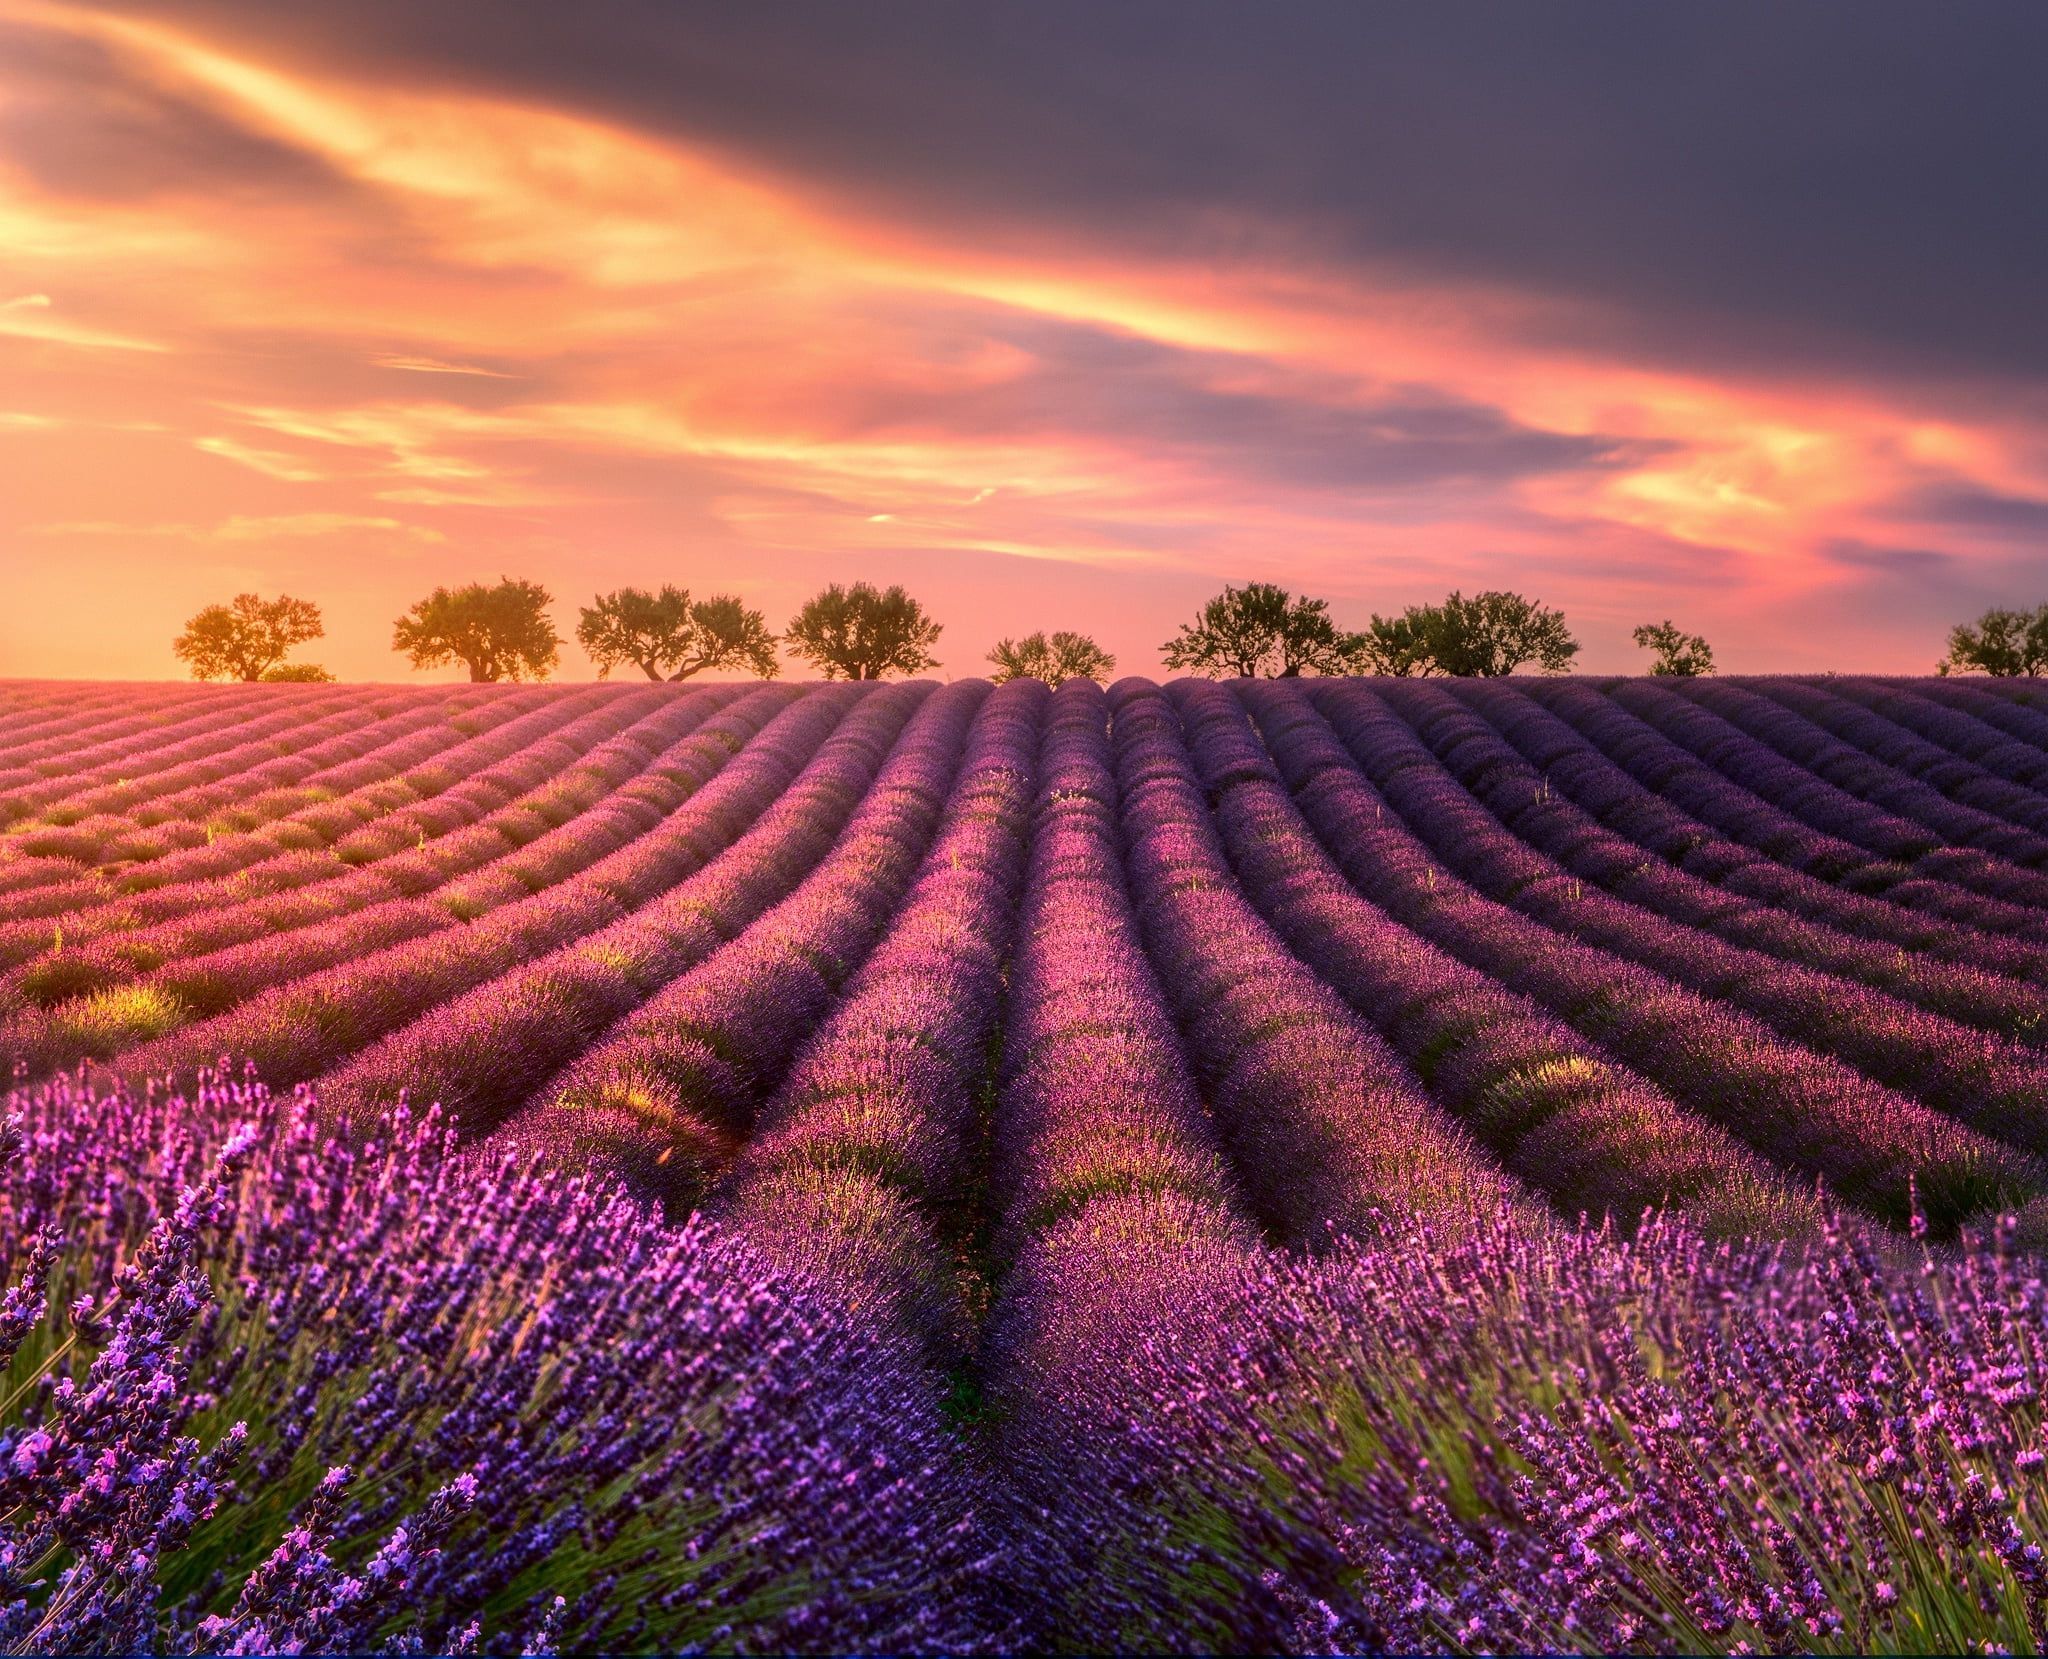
[1007, 1199, 2048, 1654]
[0, 1068, 992, 1653]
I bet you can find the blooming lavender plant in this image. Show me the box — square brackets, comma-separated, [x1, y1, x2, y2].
[0, 1070, 991, 1653]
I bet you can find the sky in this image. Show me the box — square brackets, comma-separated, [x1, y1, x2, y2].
[2, 1, 2046, 681]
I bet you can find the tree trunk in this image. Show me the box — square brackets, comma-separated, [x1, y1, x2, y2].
[468, 662, 494, 683]
[640, 661, 664, 682]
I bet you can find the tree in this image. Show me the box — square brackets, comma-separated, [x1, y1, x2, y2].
[577, 586, 779, 681]
[392, 577, 560, 683]
[1633, 620, 1716, 677]
[783, 582, 943, 680]
[1160, 583, 1361, 678]
[1940, 604, 2048, 677]
[1350, 612, 1437, 677]
[1358, 590, 1579, 677]
[986, 630, 1116, 687]
[260, 662, 336, 683]
[172, 593, 324, 682]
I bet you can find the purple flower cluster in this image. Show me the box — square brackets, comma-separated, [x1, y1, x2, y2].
[0, 1069, 988, 1652]
[1678, 677, 2048, 871]
[1752, 677, 2048, 830]
[1524, 678, 2048, 937]
[1003, 1199, 2048, 1654]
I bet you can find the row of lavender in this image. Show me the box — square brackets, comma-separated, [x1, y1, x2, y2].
[3, 675, 2047, 1244]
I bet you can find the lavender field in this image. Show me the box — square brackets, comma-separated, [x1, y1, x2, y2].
[5, 672, 2048, 1652]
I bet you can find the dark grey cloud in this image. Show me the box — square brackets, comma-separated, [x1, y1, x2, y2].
[1903, 488, 2048, 534]
[0, 21, 356, 203]
[1820, 539, 1957, 574]
[72, 0, 2048, 390]
[799, 312, 1651, 493]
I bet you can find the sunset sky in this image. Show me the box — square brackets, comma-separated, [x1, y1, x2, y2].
[3, 1, 2046, 681]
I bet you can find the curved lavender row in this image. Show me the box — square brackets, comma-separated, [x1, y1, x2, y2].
[319, 680, 936, 1148]
[1804, 676, 2048, 791]
[1315, 682, 2048, 1187]
[716, 677, 1046, 1351]
[0, 684, 168, 763]
[1615, 678, 2048, 907]
[34, 688, 509, 861]
[7, 687, 729, 1003]
[1171, 680, 1819, 1238]
[0, 683, 385, 831]
[0, 689, 692, 1001]
[1911, 673, 2048, 755]
[1525, 678, 2048, 939]
[992, 679, 1249, 1256]
[0, 691, 750, 1072]
[0, 684, 585, 934]
[1007, 1200, 2048, 1654]
[501, 681, 980, 1195]
[1251, 683, 2048, 1234]
[1677, 677, 2048, 868]
[0, 1069, 992, 1653]
[1453, 680, 2048, 984]
[1109, 678, 1528, 1244]
[984, 690, 1263, 1645]
[0, 685, 363, 811]
[0, 691, 225, 788]
[93, 688, 867, 1095]
[1378, 679, 2046, 1038]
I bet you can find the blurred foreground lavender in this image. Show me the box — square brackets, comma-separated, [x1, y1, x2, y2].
[998, 1200, 2048, 1654]
[14, 1067, 2048, 1654]
[0, 1069, 989, 1654]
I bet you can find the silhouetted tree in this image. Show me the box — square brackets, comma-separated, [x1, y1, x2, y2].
[986, 630, 1116, 687]
[1941, 604, 2048, 677]
[392, 577, 560, 682]
[784, 583, 942, 680]
[1161, 583, 1360, 677]
[578, 586, 779, 681]
[1633, 619, 1716, 677]
[1357, 590, 1578, 677]
[172, 593, 324, 682]
[259, 662, 336, 683]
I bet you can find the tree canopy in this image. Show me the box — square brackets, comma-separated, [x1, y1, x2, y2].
[986, 630, 1116, 687]
[577, 586, 779, 681]
[1355, 590, 1579, 677]
[1160, 583, 1358, 678]
[172, 593, 325, 682]
[392, 577, 561, 683]
[1940, 604, 2048, 677]
[783, 583, 943, 680]
[1633, 620, 1715, 677]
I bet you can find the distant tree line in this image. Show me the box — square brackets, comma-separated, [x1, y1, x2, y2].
[176, 575, 2048, 685]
